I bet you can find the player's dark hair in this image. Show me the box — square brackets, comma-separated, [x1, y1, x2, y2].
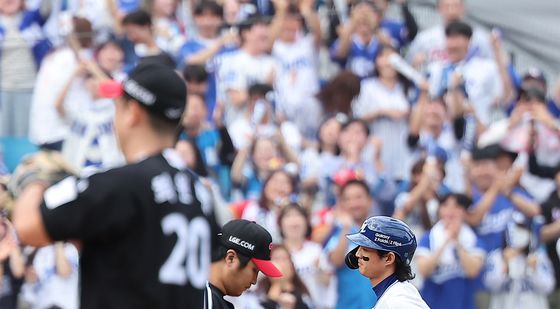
[194, 1, 223, 17]
[445, 21, 473, 39]
[340, 179, 371, 197]
[122, 9, 152, 27]
[278, 203, 312, 239]
[214, 245, 252, 269]
[183, 64, 209, 83]
[376, 250, 416, 282]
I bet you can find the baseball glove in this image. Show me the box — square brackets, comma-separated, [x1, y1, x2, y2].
[7, 151, 77, 199]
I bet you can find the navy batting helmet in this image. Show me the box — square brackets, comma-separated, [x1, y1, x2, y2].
[345, 216, 417, 269]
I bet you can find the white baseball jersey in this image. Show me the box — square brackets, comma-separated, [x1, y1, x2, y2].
[373, 280, 430, 309]
[427, 57, 503, 126]
[217, 50, 276, 126]
[272, 34, 319, 120]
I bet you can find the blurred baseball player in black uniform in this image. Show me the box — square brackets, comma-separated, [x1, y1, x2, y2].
[205, 219, 282, 308]
[10, 62, 219, 309]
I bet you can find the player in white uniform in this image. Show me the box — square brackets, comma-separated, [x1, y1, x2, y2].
[345, 216, 430, 309]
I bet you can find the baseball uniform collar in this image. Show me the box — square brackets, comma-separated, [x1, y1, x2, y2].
[373, 273, 398, 299]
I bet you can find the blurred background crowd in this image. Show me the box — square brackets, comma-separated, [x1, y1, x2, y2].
[0, 0, 560, 308]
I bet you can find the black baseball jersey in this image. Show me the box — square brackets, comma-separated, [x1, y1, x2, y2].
[204, 282, 235, 309]
[39, 149, 219, 309]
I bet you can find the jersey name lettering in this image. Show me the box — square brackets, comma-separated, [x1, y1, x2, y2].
[151, 172, 193, 204]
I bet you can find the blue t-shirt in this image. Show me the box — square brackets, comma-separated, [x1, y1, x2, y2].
[179, 129, 232, 199]
[329, 36, 381, 78]
[471, 187, 532, 252]
[177, 39, 237, 120]
[380, 19, 407, 49]
[418, 229, 485, 309]
[118, 0, 141, 12]
[325, 225, 377, 309]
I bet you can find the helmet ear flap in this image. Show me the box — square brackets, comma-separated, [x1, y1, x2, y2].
[345, 246, 360, 269]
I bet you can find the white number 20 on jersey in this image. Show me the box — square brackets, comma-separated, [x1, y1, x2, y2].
[159, 213, 211, 288]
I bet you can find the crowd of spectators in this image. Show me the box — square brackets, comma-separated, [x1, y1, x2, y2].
[1, 0, 560, 308]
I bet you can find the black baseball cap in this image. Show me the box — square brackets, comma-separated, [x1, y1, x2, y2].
[219, 219, 282, 277]
[98, 62, 186, 123]
[472, 145, 500, 161]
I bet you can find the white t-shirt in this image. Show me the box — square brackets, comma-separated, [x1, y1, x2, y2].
[272, 35, 319, 121]
[29, 47, 78, 144]
[428, 57, 503, 125]
[484, 249, 554, 309]
[353, 78, 411, 180]
[290, 241, 337, 309]
[23, 244, 80, 309]
[406, 25, 494, 65]
[217, 50, 276, 126]
[373, 280, 430, 309]
[228, 118, 301, 151]
[61, 80, 124, 171]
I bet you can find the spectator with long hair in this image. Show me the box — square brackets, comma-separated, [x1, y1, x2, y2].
[240, 169, 298, 242]
[279, 203, 336, 308]
[258, 244, 313, 309]
[353, 45, 412, 181]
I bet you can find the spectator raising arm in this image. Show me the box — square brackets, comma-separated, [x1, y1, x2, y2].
[186, 30, 239, 66]
[407, 80, 430, 147]
[490, 30, 515, 106]
[416, 236, 450, 278]
[299, 0, 322, 48]
[328, 209, 353, 267]
[267, 0, 289, 51]
[333, 15, 355, 61]
[397, 0, 418, 43]
[455, 242, 484, 278]
[465, 172, 502, 227]
[231, 145, 251, 187]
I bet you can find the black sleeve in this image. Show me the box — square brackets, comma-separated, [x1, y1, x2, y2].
[453, 116, 466, 140]
[407, 133, 420, 149]
[218, 127, 236, 167]
[528, 153, 558, 179]
[401, 3, 418, 42]
[40, 171, 136, 242]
